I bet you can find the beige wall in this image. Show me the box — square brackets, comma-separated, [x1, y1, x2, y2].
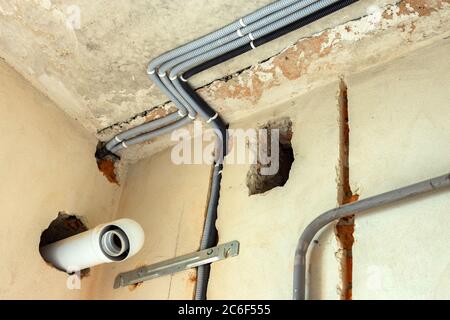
[206, 82, 343, 299]
[349, 39, 450, 299]
[91, 149, 211, 299]
[1, 34, 450, 300]
[92, 39, 450, 300]
[0, 59, 122, 299]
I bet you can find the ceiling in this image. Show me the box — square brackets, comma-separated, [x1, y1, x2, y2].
[0, 0, 388, 134]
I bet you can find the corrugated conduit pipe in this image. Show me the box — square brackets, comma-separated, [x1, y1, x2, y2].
[97, 0, 358, 300]
[102, 0, 348, 154]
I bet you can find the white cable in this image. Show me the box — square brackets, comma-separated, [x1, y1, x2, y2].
[206, 113, 218, 123]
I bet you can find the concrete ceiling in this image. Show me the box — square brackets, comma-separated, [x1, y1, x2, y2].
[0, 0, 391, 135]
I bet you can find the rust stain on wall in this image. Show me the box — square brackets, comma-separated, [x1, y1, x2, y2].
[188, 271, 197, 283]
[336, 78, 357, 300]
[128, 281, 143, 291]
[96, 158, 119, 185]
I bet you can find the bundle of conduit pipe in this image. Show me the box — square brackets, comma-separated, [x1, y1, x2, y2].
[96, 0, 358, 300]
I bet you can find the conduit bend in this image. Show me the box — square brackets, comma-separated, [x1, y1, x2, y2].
[103, 0, 340, 153]
[96, 0, 357, 300]
[293, 173, 450, 300]
[104, 0, 311, 152]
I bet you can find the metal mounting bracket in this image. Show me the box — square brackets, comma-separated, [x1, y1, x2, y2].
[113, 240, 240, 288]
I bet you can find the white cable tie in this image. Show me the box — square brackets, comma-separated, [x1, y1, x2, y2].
[121, 141, 128, 149]
[180, 74, 188, 82]
[169, 74, 177, 81]
[114, 136, 123, 143]
[147, 69, 156, 75]
[248, 32, 255, 41]
[236, 29, 244, 37]
[239, 18, 247, 27]
[218, 170, 223, 175]
[178, 110, 187, 117]
[158, 71, 166, 78]
[214, 162, 220, 167]
[206, 113, 218, 123]
[250, 41, 256, 50]
[188, 114, 196, 120]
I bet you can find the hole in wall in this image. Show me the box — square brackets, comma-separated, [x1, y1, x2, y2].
[95, 142, 120, 185]
[246, 117, 294, 195]
[39, 212, 90, 278]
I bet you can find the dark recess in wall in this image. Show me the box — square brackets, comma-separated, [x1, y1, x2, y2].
[247, 118, 294, 195]
[39, 212, 90, 278]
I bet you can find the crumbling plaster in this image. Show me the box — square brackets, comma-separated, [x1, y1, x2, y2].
[98, 0, 450, 163]
[1, 1, 449, 162]
[0, 0, 395, 135]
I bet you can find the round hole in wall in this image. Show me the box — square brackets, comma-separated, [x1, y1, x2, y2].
[39, 212, 90, 278]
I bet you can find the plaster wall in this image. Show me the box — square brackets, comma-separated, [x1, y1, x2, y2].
[207, 82, 343, 299]
[0, 59, 122, 299]
[90, 149, 212, 299]
[349, 39, 450, 299]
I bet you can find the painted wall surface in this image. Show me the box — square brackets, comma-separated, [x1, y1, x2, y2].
[2, 22, 450, 301]
[208, 82, 343, 299]
[0, 60, 122, 299]
[349, 40, 450, 299]
[91, 149, 211, 299]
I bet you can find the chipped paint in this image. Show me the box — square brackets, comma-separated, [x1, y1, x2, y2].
[96, 0, 450, 162]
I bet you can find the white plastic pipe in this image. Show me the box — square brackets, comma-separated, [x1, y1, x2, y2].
[40, 218, 145, 272]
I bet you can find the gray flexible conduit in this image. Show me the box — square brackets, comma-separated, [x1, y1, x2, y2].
[169, 0, 340, 77]
[104, 112, 181, 151]
[98, 0, 357, 301]
[147, 0, 305, 71]
[162, 0, 341, 144]
[293, 173, 450, 300]
[110, 116, 192, 153]
[105, 0, 325, 152]
[157, 0, 318, 75]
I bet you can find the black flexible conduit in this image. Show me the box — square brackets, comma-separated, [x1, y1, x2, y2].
[182, 0, 357, 80]
[178, 0, 357, 299]
[97, 0, 358, 299]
